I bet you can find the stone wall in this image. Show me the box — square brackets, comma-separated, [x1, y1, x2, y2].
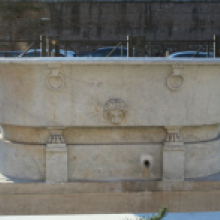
[0, 2, 220, 51]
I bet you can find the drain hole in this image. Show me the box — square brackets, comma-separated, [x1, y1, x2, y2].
[144, 160, 150, 168]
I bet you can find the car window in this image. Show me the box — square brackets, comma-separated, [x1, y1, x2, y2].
[23, 52, 40, 57]
[6, 52, 21, 57]
[111, 49, 127, 57]
[91, 49, 111, 57]
[22, 51, 66, 57]
[175, 54, 194, 57]
[196, 53, 207, 57]
[0, 53, 6, 57]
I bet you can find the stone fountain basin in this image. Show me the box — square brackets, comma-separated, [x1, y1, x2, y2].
[0, 58, 219, 127]
[0, 58, 219, 181]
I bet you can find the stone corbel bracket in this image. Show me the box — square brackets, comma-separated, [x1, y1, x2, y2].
[167, 65, 184, 91]
[163, 126, 184, 150]
[163, 126, 185, 181]
[47, 126, 66, 147]
[46, 127, 67, 183]
[46, 64, 65, 91]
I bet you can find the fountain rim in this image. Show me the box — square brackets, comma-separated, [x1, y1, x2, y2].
[0, 57, 219, 65]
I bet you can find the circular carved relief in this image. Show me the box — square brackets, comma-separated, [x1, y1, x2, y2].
[167, 65, 184, 91]
[46, 74, 65, 91]
[167, 74, 184, 91]
[103, 99, 128, 124]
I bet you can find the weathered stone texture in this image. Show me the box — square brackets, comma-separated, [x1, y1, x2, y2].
[1, 181, 220, 214]
[0, 58, 220, 181]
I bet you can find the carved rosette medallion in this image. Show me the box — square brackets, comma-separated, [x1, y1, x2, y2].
[103, 99, 128, 124]
[46, 65, 65, 91]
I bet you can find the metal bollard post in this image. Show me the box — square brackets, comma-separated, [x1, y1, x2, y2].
[206, 44, 210, 58]
[54, 35, 60, 57]
[127, 35, 134, 57]
[214, 34, 220, 58]
[134, 36, 140, 57]
[64, 42, 67, 57]
[121, 44, 123, 57]
[46, 35, 52, 57]
[140, 36, 145, 57]
[40, 35, 46, 57]
[148, 42, 152, 57]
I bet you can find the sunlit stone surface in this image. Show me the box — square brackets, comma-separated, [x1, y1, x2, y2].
[0, 58, 220, 181]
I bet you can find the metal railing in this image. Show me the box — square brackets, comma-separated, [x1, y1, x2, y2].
[0, 34, 219, 58]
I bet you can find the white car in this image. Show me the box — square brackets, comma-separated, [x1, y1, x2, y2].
[18, 49, 76, 57]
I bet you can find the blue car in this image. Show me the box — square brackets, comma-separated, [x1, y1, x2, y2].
[85, 47, 128, 57]
[0, 51, 23, 57]
[18, 49, 76, 57]
[85, 47, 148, 57]
[169, 51, 214, 58]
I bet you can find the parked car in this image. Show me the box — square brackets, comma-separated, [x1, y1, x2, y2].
[85, 47, 127, 57]
[0, 51, 23, 57]
[18, 49, 76, 57]
[169, 51, 214, 58]
[75, 51, 92, 57]
[85, 47, 148, 57]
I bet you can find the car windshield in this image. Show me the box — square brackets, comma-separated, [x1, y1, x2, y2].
[23, 52, 40, 57]
[111, 49, 127, 57]
[88, 48, 127, 57]
[89, 49, 111, 57]
[196, 53, 213, 57]
[7, 52, 21, 57]
[175, 53, 195, 57]
[171, 51, 213, 58]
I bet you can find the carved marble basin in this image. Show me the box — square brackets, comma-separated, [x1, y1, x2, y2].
[0, 58, 219, 182]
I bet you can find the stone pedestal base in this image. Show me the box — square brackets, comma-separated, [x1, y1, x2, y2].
[46, 144, 67, 183]
[1, 181, 220, 214]
[163, 143, 185, 181]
